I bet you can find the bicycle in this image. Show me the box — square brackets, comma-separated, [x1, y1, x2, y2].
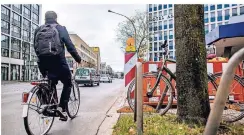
[22, 77, 80, 135]
[127, 40, 244, 123]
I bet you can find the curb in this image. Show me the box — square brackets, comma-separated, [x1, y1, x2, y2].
[97, 86, 127, 135]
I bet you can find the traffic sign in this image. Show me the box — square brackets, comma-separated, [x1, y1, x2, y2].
[125, 37, 136, 52]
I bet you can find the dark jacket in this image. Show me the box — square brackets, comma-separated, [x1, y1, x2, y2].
[34, 19, 81, 77]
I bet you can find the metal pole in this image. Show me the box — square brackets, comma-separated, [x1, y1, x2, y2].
[108, 10, 138, 122]
[136, 62, 143, 134]
[204, 48, 244, 135]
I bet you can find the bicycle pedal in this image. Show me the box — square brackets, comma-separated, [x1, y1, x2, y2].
[59, 116, 68, 121]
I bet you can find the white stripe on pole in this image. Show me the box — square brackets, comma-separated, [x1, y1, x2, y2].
[124, 54, 137, 75]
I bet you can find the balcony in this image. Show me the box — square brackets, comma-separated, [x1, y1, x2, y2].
[225, 15, 230, 20]
[12, 6, 21, 14]
[210, 17, 215, 22]
[159, 26, 162, 30]
[217, 16, 222, 21]
[24, 13, 31, 19]
[1, 13, 10, 22]
[12, 19, 21, 27]
[149, 8, 152, 12]
[24, 4, 31, 9]
[12, 31, 21, 38]
[1, 27, 10, 34]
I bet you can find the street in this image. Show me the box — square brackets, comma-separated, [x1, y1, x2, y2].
[1, 79, 124, 135]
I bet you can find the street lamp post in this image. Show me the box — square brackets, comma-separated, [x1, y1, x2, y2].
[108, 9, 139, 123]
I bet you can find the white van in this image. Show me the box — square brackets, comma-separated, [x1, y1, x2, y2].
[74, 67, 100, 87]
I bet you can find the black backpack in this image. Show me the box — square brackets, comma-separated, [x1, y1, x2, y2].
[34, 24, 63, 56]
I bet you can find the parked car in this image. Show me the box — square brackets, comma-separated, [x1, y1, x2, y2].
[74, 67, 100, 87]
[100, 74, 112, 83]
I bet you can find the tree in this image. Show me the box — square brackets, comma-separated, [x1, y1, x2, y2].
[115, 11, 152, 58]
[174, 5, 210, 124]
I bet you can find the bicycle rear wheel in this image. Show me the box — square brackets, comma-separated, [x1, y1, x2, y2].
[66, 80, 80, 119]
[212, 72, 244, 123]
[23, 84, 55, 135]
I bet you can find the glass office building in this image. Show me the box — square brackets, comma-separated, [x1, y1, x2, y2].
[1, 4, 42, 81]
[147, 4, 244, 61]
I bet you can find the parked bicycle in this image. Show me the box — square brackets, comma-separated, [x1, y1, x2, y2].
[22, 77, 80, 135]
[127, 40, 244, 123]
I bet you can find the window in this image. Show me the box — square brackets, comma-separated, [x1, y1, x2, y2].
[232, 8, 237, 16]
[149, 13, 152, 20]
[163, 4, 167, 9]
[32, 13, 39, 24]
[217, 4, 222, 9]
[11, 38, 21, 59]
[1, 34, 9, 57]
[154, 34, 158, 41]
[164, 31, 167, 40]
[240, 6, 244, 15]
[154, 42, 158, 51]
[225, 9, 230, 20]
[211, 23, 215, 30]
[12, 12, 21, 27]
[169, 30, 173, 39]
[210, 12, 215, 22]
[169, 4, 172, 8]
[149, 43, 152, 51]
[210, 4, 215, 10]
[149, 4, 152, 12]
[205, 25, 209, 34]
[149, 23, 152, 31]
[12, 4, 22, 14]
[23, 7, 31, 19]
[22, 42, 30, 60]
[154, 22, 157, 31]
[23, 30, 30, 41]
[169, 9, 173, 15]
[204, 5, 208, 11]
[159, 11, 162, 16]
[159, 32, 162, 40]
[32, 4, 39, 15]
[154, 12, 157, 17]
[1, 6, 10, 22]
[1, 20, 10, 34]
[23, 19, 31, 31]
[232, 4, 237, 6]
[164, 20, 167, 29]
[169, 41, 173, 50]
[164, 10, 167, 16]
[158, 4, 162, 10]
[11, 25, 21, 38]
[159, 21, 162, 30]
[204, 13, 208, 23]
[217, 10, 222, 21]
[224, 4, 229, 8]
[169, 19, 173, 28]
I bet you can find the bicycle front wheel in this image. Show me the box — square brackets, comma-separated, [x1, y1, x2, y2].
[66, 80, 80, 119]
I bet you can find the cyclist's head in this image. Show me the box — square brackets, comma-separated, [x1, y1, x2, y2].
[45, 11, 57, 22]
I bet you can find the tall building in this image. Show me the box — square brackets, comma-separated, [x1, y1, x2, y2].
[91, 47, 101, 73]
[147, 4, 244, 61]
[1, 4, 42, 81]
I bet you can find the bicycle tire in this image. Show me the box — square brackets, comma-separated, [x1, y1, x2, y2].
[213, 72, 244, 123]
[23, 84, 55, 135]
[66, 81, 80, 119]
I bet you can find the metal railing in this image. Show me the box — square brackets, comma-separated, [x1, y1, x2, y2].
[204, 48, 244, 135]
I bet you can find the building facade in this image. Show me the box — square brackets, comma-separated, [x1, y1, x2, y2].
[147, 4, 244, 61]
[91, 47, 101, 73]
[1, 4, 42, 81]
[65, 33, 98, 73]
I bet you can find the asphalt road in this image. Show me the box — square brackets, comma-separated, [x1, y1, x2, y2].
[1, 79, 124, 135]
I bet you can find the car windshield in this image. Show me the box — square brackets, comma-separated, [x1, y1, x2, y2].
[75, 68, 89, 76]
[101, 74, 106, 77]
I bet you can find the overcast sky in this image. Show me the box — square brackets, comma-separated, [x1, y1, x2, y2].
[42, 4, 145, 72]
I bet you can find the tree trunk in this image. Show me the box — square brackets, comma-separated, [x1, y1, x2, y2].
[174, 4, 210, 124]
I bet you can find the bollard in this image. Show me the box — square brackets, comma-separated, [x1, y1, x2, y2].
[204, 48, 244, 135]
[136, 62, 143, 134]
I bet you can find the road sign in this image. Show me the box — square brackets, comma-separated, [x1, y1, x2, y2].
[125, 37, 136, 52]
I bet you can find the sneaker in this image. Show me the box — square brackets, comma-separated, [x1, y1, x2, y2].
[57, 107, 68, 121]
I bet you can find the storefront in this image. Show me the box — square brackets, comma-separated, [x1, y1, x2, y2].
[1, 63, 9, 81]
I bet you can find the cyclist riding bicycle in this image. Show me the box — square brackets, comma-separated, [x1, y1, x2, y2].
[33, 11, 81, 121]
